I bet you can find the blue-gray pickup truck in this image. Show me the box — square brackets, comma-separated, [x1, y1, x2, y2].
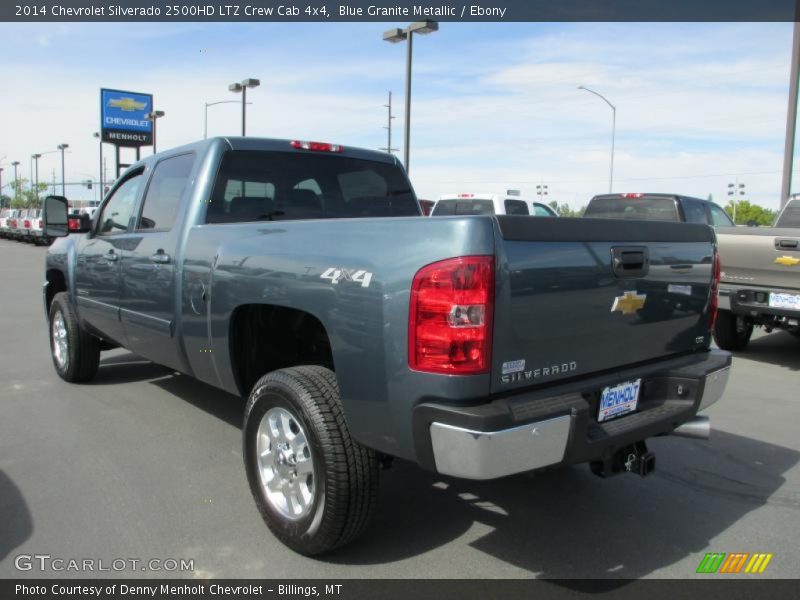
[42, 137, 731, 555]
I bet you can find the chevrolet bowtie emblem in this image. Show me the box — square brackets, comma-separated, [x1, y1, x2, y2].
[611, 291, 647, 315]
[108, 97, 147, 112]
[774, 255, 800, 266]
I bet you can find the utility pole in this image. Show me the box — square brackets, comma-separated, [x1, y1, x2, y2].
[12, 161, 20, 202]
[380, 91, 399, 154]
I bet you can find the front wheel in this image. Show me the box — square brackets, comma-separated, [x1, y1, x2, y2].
[243, 366, 379, 555]
[713, 310, 753, 351]
[49, 292, 101, 382]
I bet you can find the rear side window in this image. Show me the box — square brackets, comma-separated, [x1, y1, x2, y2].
[432, 199, 494, 216]
[532, 203, 554, 217]
[137, 153, 195, 232]
[206, 150, 418, 223]
[775, 200, 800, 227]
[709, 204, 735, 228]
[584, 196, 680, 222]
[682, 199, 708, 224]
[504, 199, 529, 215]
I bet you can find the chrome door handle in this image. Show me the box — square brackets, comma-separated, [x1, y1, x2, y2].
[105, 251, 118, 262]
[151, 251, 171, 264]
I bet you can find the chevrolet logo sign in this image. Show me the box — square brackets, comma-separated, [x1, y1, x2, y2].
[611, 291, 647, 315]
[774, 255, 800, 266]
[108, 97, 147, 112]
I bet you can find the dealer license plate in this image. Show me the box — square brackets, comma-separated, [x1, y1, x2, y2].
[598, 379, 641, 423]
[768, 292, 800, 311]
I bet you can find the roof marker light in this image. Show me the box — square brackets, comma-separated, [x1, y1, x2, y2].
[290, 140, 343, 153]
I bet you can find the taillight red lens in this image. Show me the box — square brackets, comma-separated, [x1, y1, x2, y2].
[24, 220, 31, 228]
[39, 219, 43, 228]
[409, 256, 494, 375]
[621, 193, 644, 198]
[709, 251, 721, 331]
[290, 140, 343, 153]
[68, 218, 79, 231]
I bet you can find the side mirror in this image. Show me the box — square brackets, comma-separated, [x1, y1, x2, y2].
[43, 195, 69, 238]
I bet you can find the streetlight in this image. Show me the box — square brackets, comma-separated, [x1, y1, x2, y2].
[93, 132, 103, 198]
[228, 78, 260, 136]
[536, 184, 549, 201]
[383, 20, 438, 174]
[204, 100, 251, 139]
[31, 154, 42, 202]
[0, 168, 3, 205]
[11, 161, 20, 201]
[727, 181, 746, 224]
[57, 143, 69, 196]
[145, 110, 166, 153]
[578, 85, 616, 193]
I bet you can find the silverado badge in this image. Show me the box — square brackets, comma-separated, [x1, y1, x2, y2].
[611, 291, 647, 316]
[774, 255, 800, 266]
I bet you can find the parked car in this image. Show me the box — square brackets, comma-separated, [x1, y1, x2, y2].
[11, 209, 29, 241]
[431, 192, 558, 217]
[0, 208, 12, 238]
[42, 137, 730, 555]
[713, 199, 800, 350]
[583, 193, 735, 228]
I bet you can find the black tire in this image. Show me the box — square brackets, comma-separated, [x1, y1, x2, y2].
[713, 310, 753, 351]
[243, 366, 379, 555]
[48, 292, 101, 382]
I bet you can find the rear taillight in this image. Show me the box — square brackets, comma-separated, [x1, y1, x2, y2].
[409, 256, 494, 375]
[290, 140, 343, 153]
[24, 220, 31, 228]
[709, 251, 721, 331]
[68, 218, 79, 231]
[621, 193, 644, 198]
[38, 220, 43, 228]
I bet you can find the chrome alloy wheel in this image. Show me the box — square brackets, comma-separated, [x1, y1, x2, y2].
[51, 311, 69, 371]
[256, 407, 315, 520]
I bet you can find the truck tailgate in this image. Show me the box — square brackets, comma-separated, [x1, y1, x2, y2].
[490, 217, 716, 394]
[717, 228, 800, 292]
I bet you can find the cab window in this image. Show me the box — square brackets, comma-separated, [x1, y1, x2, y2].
[97, 174, 143, 234]
[682, 199, 708, 224]
[504, 199, 529, 215]
[709, 203, 735, 227]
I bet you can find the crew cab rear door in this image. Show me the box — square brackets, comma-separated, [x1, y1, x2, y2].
[118, 152, 195, 371]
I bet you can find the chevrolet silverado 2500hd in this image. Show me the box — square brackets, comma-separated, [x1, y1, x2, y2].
[714, 199, 800, 350]
[42, 137, 731, 555]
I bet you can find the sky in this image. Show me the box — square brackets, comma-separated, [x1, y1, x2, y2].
[0, 22, 796, 210]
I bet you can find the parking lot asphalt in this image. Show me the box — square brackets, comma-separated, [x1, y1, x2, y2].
[0, 238, 798, 581]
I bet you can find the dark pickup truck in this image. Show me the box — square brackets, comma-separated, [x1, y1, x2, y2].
[584, 193, 736, 228]
[42, 137, 731, 555]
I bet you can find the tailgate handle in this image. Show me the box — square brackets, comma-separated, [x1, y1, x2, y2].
[611, 246, 649, 278]
[776, 238, 799, 250]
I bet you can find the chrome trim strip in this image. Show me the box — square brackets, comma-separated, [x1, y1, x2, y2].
[429, 415, 571, 480]
[699, 366, 730, 411]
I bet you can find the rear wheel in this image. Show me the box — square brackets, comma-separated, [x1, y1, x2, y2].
[243, 366, 379, 555]
[49, 292, 101, 382]
[713, 310, 753, 351]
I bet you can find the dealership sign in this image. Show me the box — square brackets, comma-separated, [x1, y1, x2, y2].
[100, 88, 153, 146]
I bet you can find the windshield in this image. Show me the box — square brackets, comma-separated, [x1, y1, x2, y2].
[584, 195, 680, 222]
[206, 150, 419, 223]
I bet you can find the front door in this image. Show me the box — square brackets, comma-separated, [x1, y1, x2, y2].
[119, 153, 195, 370]
[74, 171, 145, 345]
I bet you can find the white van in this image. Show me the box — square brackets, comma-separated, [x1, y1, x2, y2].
[430, 192, 558, 217]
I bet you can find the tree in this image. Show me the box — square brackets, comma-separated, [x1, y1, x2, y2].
[724, 200, 776, 226]
[549, 200, 584, 217]
[8, 178, 48, 208]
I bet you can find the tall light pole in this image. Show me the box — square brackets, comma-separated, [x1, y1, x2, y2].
[0, 168, 3, 205]
[145, 110, 166, 153]
[11, 161, 20, 202]
[57, 143, 69, 196]
[204, 99, 251, 139]
[578, 85, 616, 193]
[31, 154, 42, 202]
[228, 78, 260, 136]
[383, 20, 439, 174]
[93, 132, 104, 198]
[727, 180, 746, 224]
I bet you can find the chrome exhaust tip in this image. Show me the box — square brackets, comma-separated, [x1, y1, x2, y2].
[672, 415, 710, 440]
